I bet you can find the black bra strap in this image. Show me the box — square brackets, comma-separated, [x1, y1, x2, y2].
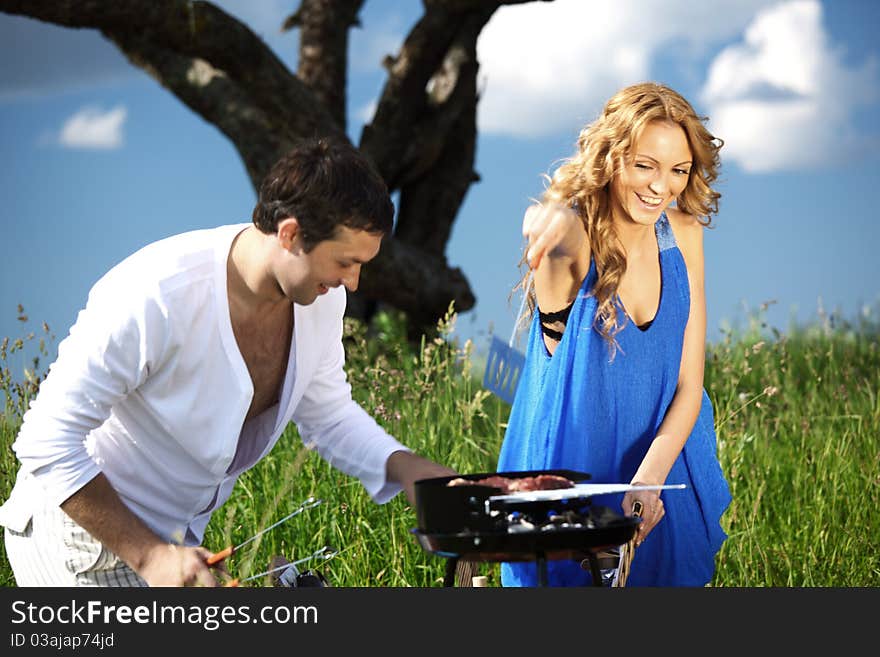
[541, 325, 565, 341]
[539, 300, 574, 324]
[539, 299, 575, 341]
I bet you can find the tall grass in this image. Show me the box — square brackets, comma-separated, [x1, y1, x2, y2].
[1, 303, 877, 587]
[706, 305, 880, 586]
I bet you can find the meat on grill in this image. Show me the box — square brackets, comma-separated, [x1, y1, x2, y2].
[446, 474, 574, 494]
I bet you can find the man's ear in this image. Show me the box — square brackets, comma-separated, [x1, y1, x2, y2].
[276, 217, 301, 252]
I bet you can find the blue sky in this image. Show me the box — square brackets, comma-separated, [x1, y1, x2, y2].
[1, 0, 879, 370]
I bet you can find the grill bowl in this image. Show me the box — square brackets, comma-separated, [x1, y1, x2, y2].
[414, 469, 592, 535]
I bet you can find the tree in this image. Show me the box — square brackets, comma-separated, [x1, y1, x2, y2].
[0, 0, 551, 334]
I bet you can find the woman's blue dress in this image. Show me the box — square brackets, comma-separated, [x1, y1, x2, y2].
[497, 212, 731, 587]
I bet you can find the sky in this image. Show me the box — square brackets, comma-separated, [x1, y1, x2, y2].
[1, 0, 879, 371]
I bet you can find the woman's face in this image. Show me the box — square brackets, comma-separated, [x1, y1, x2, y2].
[610, 119, 692, 227]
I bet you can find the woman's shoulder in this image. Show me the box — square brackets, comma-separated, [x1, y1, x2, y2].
[665, 206, 704, 260]
[665, 206, 702, 232]
[664, 207, 705, 285]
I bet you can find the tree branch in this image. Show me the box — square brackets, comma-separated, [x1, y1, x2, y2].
[358, 0, 545, 188]
[283, 0, 364, 131]
[394, 14, 483, 257]
[107, 33, 291, 189]
[0, 0, 344, 153]
[426, 0, 552, 9]
[358, 4, 463, 187]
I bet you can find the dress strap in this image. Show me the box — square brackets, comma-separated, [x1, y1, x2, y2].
[656, 211, 677, 252]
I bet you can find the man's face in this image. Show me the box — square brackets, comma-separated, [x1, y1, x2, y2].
[281, 224, 382, 306]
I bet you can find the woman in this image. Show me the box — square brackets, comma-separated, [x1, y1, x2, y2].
[497, 82, 732, 586]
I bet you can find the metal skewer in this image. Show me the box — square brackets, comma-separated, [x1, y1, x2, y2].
[207, 497, 324, 565]
[228, 546, 339, 587]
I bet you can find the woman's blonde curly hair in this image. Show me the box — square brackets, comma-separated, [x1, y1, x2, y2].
[519, 81, 723, 357]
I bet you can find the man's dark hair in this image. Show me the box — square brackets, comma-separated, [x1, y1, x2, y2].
[252, 137, 394, 250]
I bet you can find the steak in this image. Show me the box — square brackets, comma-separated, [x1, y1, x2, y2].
[446, 474, 574, 494]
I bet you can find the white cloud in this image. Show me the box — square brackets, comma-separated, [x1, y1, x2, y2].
[700, 0, 879, 172]
[58, 105, 127, 150]
[475, 0, 777, 137]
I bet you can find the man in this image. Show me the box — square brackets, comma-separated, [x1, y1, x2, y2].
[0, 137, 455, 586]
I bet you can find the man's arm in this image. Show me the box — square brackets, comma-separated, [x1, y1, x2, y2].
[13, 282, 223, 585]
[292, 290, 456, 502]
[385, 450, 456, 506]
[61, 474, 220, 586]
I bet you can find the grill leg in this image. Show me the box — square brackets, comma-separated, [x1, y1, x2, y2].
[585, 553, 603, 587]
[536, 552, 548, 587]
[443, 558, 458, 587]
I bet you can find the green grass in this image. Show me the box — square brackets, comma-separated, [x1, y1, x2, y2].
[1, 304, 878, 587]
[705, 309, 880, 586]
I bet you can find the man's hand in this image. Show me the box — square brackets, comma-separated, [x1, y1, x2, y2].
[138, 544, 221, 587]
[61, 473, 223, 586]
[385, 450, 457, 506]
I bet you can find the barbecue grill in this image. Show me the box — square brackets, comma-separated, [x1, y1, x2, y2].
[411, 469, 644, 587]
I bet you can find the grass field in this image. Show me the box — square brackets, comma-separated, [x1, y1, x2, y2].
[1, 305, 878, 587]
